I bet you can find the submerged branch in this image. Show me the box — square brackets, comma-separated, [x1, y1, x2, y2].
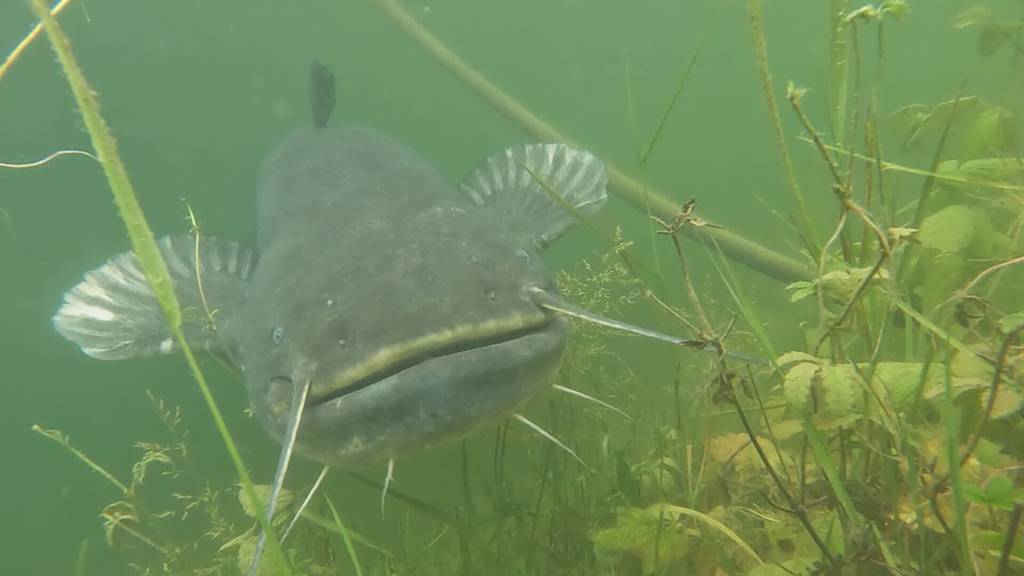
[0, 0, 75, 83]
[371, 0, 811, 284]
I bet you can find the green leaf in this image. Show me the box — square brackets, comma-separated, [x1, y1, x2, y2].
[820, 365, 859, 415]
[972, 438, 1010, 468]
[589, 507, 660, 552]
[777, 351, 821, 367]
[999, 312, 1024, 334]
[918, 205, 975, 254]
[786, 281, 816, 303]
[979, 386, 1024, 420]
[590, 506, 691, 574]
[817, 267, 889, 303]
[963, 482, 987, 504]
[873, 362, 944, 411]
[238, 484, 293, 523]
[783, 362, 818, 413]
[946, 157, 1024, 188]
[964, 476, 1021, 510]
[984, 475, 1016, 509]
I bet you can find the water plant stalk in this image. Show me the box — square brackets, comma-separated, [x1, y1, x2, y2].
[26, 2, 292, 573]
[371, 0, 812, 284]
[746, 0, 820, 256]
[999, 503, 1023, 576]
[827, 0, 851, 145]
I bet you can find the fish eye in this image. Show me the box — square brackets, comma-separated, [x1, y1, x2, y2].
[516, 249, 530, 264]
[271, 326, 284, 344]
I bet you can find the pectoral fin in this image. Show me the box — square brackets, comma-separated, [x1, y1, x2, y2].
[459, 143, 607, 249]
[53, 235, 255, 360]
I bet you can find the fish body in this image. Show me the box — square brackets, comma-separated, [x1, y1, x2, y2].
[238, 126, 573, 466]
[53, 122, 607, 468]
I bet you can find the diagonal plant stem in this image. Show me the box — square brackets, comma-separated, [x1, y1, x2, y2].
[998, 503, 1023, 576]
[0, 0, 75, 82]
[959, 325, 1023, 467]
[371, 0, 811, 284]
[27, 2, 292, 574]
[31, 425, 129, 494]
[747, 0, 819, 255]
[723, 371, 837, 566]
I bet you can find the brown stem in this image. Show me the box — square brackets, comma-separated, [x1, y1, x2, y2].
[670, 234, 713, 334]
[815, 251, 888, 354]
[998, 502, 1023, 576]
[960, 326, 1023, 467]
[725, 374, 837, 565]
[788, 85, 845, 189]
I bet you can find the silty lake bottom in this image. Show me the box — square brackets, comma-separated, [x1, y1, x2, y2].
[1, 1, 1023, 575]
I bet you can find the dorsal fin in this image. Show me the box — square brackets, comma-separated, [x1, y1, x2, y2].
[310, 61, 336, 129]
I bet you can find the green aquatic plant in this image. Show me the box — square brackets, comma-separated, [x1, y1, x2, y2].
[35, 393, 369, 575]
[13, 1, 1024, 574]
[26, 1, 291, 572]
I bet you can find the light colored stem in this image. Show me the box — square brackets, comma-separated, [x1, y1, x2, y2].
[747, 0, 819, 254]
[0, 0, 74, 82]
[372, 0, 811, 283]
[27, 2, 292, 573]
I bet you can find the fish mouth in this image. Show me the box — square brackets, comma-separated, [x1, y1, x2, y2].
[308, 313, 555, 407]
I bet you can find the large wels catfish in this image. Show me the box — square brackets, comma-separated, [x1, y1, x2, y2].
[53, 79, 627, 471]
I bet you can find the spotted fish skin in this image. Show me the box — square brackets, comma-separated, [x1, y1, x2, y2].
[53, 124, 607, 469]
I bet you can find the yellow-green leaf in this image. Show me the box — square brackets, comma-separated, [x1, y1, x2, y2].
[919, 205, 975, 254]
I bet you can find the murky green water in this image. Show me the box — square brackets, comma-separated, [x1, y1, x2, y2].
[2, 1, 1021, 574]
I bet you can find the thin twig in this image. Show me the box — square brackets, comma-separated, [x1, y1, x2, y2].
[788, 84, 844, 188]
[998, 502, 1023, 576]
[940, 255, 1024, 310]
[0, 0, 76, 83]
[723, 373, 837, 565]
[0, 149, 97, 169]
[959, 326, 1023, 467]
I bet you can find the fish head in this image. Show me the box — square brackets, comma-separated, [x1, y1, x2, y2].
[234, 129, 607, 468]
[239, 226, 569, 468]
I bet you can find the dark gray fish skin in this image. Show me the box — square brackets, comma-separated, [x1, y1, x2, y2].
[309, 61, 335, 129]
[235, 126, 566, 466]
[52, 120, 608, 470]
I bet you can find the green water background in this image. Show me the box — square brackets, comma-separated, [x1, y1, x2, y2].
[0, 1, 1017, 574]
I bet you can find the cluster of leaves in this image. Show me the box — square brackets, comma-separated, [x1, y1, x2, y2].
[584, 6, 1024, 576]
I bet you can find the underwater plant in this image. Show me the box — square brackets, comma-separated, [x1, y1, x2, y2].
[6, 0, 1023, 575]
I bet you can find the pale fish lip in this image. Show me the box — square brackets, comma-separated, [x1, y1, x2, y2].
[308, 311, 554, 406]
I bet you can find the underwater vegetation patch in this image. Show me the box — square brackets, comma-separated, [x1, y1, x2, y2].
[7, 0, 1024, 574]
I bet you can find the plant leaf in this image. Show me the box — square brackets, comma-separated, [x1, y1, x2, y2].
[918, 205, 975, 254]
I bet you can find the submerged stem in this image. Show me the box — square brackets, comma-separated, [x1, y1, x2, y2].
[747, 0, 819, 255]
[27, 2, 291, 573]
[371, 0, 811, 284]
